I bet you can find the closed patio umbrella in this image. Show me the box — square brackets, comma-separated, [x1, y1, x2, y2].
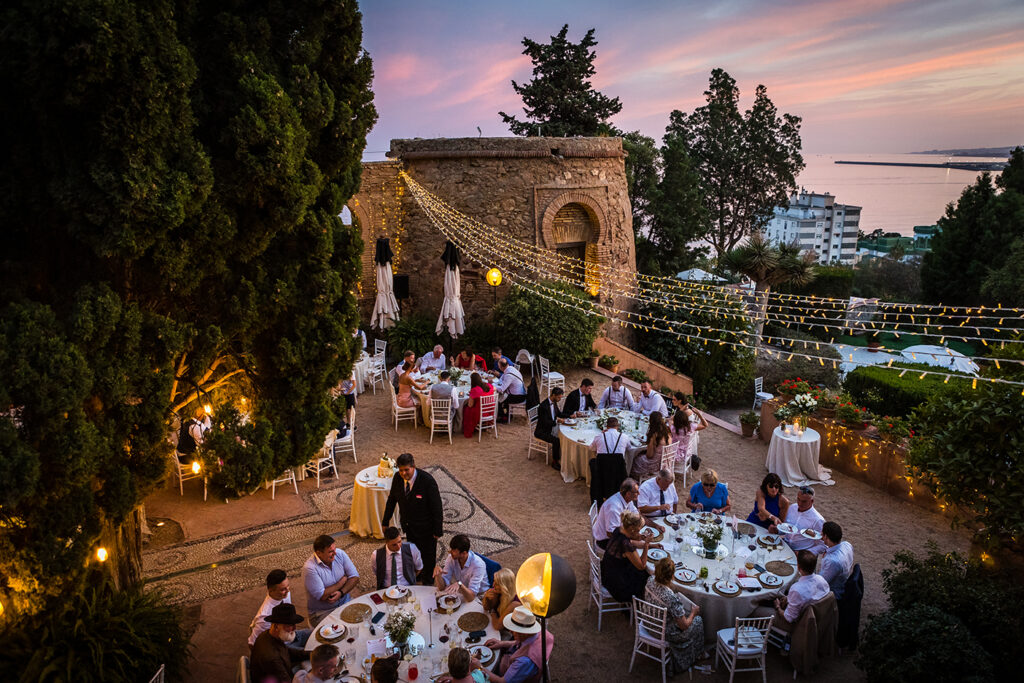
[436, 241, 465, 337]
[371, 238, 400, 330]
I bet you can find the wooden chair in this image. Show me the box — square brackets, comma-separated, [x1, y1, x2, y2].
[477, 393, 498, 441]
[332, 430, 357, 463]
[655, 442, 681, 479]
[586, 540, 631, 631]
[374, 339, 387, 356]
[367, 351, 387, 394]
[526, 406, 551, 463]
[147, 664, 165, 683]
[716, 615, 774, 683]
[630, 596, 679, 683]
[171, 452, 207, 501]
[429, 397, 453, 444]
[236, 655, 251, 683]
[753, 376, 774, 410]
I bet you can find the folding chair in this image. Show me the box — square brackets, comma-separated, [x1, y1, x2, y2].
[716, 615, 774, 683]
[477, 393, 498, 441]
[430, 397, 453, 444]
[526, 406, 551, 463]
[753, 377, 774, 410]
[586, 541, 631, 631]
[630, 596, 680, 683]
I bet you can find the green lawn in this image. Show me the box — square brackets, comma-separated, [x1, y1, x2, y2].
[839, 333, 978, 356]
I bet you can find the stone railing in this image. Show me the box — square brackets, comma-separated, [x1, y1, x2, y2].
[759, 399, 941, 512]
[592, 337, 693, 396]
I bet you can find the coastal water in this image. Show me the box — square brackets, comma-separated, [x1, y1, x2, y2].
[797, 153, 1005, 236]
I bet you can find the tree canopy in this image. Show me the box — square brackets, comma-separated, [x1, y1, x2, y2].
[499, 25, 621, 137]
[662, 69, 804, 257]
[0, 0, 375, 616]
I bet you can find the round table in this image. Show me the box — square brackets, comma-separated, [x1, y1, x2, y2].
[353, 352, 371, 394]
[412, 370, 475, 427]
[648, 513, 798, 639]
[305, 585, 501, 679]
[557, 410, 648, 484]
[765, 426, 834, 487]
[349, 465, 398, 539]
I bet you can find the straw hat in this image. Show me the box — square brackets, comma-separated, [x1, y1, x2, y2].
[503, 605, 541, 635]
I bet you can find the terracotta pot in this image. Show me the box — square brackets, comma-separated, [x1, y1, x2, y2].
[610, 363, 620, 374]
[588, 356, 599, 369]
[741, 423, 756, 438]
[779, 393, 794, 403]
[817, 407, 836, 419]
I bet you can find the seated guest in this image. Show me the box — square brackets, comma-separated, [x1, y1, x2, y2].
[819, 521, 854, 598]
[668, 410, 693, 472]
[420, 344, 447, 373]
[434, 533, 490, 601]
[479, 606, 554, 683]
[638, 469, 678, 519]
[370, 657, 400, 683]
[770, 485, 826, 554]
[645, 558, 705, 674]
[495, 358, 526, 421]
[390, 349, 418, 388]
[293, 644, 341, 683]
[631, 411, 673, 479]
[562, 377, 597, 416]
[396, 361, 427, 409]
[454, 347, 487, 372]
[588, 416, 632, 503]
[634, 381, 669, 417]
[302, 535, 359, 627]
[489, 347, 514, 375]
[437, 648, 480, 683]
[534, 386, 566, 469]
[482, 568, 523, 631]
[249, 569, 311, 654]
[746, 473, 790, 529]
[430, 370, 459, 423]
[251, 603, 305, 683]
[686, 469, 731, 514]
[371, 526, 423, 589]
[462, 372, 495, 439]
[758, 550, 830, 632]
[601, 510, 656, 603]
[591, 479, 640, 550]
[598, 375, 636, 411]
[674, 395, 708, 462]
[590, 416, 632, 458]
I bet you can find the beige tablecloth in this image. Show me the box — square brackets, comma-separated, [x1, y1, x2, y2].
[349, 465, 398, 539]
[765, 426, 834, 487]
[558, 411, 648, 484]
[649, 514, 798, 640]
[305, 586, 500, 678]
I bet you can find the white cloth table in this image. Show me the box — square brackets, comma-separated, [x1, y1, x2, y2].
[413, 370, 473, 427]
[305, 585, 500, 678]
[650, 513, 798, 640]
[353, 351, 371, 394]
[557, 410, 648, 484]
[349, 465, 399, 539]
[765, 426, 834, 487]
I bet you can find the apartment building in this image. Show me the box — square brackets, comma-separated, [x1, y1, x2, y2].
[764, 190, 861, 264]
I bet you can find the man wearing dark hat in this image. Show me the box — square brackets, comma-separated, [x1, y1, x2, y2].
[251, 602, 305, 683]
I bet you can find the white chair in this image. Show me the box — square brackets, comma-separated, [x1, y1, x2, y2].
[654, 442, 680, 480]
[171, 453, 207, 501]
[270, 467, 298, 500]
[305, 430, 338, 489]
[429, 397, 453, 444]
[526, 406, 551, 463]
[671, 442, 693, 489]
[630, 596, 680, 683]
[753, 377, 774, 410]
[514, 348, 534, 376]
[538, 355, 564, 397]
[586, 540, 631, 631]
[374, 339, 387, 356]
[477, 393, 498, 441]
[236, 655, 251, 683]
[588, 500, 600, 529]
[716, 615, 774, 683]
[332, 430, 357, 463]
[508, 397, 528, 423]
[147, 664, 165, 683]
[367, 351, 387, 394]
[389, 381, 418, 431]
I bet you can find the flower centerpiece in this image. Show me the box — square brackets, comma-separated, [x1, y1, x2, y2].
[790, 393, 818, 430]
[448, 368, 464, 385]
[696, 522, 723, 558]
[772, 403, 795, 424]
[383, 608, 417, 652]
[595, 415, 608, 431]
[776, 378, 812, 400]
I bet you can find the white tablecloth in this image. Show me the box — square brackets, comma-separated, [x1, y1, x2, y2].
[413, 370, 473, 428]
[354, 352, 371, 394]
[558, 410, 648, 484]
[650, 514, 798, 639]
[765, 426, 834, 487]
[349, 465, 398, 539]
[305, 586, 500, 678]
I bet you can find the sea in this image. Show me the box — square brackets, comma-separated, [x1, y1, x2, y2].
[796, 153, 1006, 236]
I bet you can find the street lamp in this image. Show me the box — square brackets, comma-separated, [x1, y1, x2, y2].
[515, 553, 576, 682]
[486, 267, 502, 348]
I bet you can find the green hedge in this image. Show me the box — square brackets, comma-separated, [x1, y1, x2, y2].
[843, 362, 963, 418]
[493, 282, 604, 368]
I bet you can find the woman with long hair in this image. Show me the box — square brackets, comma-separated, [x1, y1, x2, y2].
[746, 473, 790, 529]
[462, 372, 494, 438]
[481, 568, 522, 631]
[630, 411, 672, 479]
[396, 361, 426, 408]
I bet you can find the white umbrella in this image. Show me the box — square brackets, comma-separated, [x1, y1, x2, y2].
[436, 241, 465, 337]
[371, 239, 400, 330]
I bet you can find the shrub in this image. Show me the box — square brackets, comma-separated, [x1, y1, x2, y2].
[739, 411, 759, 425]
[621, 368, 650, 384]
[835, 401, 871, 428]
[759, 325, 842, 388]
[876, 416, 912, 442]
[385, 314, 437, 359]
[598, 354, 618, 369]
[493, 282, 604, 368]
[844, 362, 960, 417]
[200, 407, 291, 498]
[776, 378, 812, 395]
[0, 579, 192, 682]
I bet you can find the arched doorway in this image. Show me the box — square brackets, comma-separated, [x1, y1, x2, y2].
[550, 202, 599, 291]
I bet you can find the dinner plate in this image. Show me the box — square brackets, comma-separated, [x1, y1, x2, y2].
[799, 528, 822, 540]
[761, 534, 781, 545]
[319, 622, 347, 639]
[697, 512, 717, 523]
[714, 580, 740, 595]
[776, 523, 798, 535]
[562, 418, 578, 426]
[469, 644, 496, 667]
[438, 594, 462, 611]
[759, 572, 783, 587]
[647, 548, 669, 562]
[385, 585, 409, 600]
[674, 568, 697, 583]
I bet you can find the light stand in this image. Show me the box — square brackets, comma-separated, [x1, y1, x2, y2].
[515, 553, 576, 683]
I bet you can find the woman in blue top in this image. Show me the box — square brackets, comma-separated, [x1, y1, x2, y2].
[746, 473, 789, 529]
[686, 469, 731, 514]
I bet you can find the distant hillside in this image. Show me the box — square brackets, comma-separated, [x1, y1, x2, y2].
[912, 146, 1019, 158]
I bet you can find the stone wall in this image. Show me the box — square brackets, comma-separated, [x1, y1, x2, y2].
[348, 137, 636, 345]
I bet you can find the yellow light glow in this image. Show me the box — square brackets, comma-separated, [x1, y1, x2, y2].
[486, 267, 502, 287]
[203, 404, 212, 415]
[192, 461, 202, 474]
[96, 547, 108, 562]
[515, 553, 553, 617]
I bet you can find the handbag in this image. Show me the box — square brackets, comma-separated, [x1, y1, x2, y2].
[690, 454, 701, 471]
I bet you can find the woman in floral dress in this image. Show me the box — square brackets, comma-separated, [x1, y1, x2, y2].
[645, 558, 705, 674]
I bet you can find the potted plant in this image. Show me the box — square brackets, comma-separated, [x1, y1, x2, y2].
[877, 416, 913, 444]
[772, 403, 795, 425]
[587, 347, 600, 369]
[739, 411, 760, 438]
[598, 354, 619, 373]
[776, 378, 812, 401]
[836, 401, 872, 430]
[813, 390, 839, 418]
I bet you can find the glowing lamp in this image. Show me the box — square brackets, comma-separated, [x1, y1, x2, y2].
[0, 599, 4, 617]
[191, 461, 202, 474]
[96, 547, 108, 562]
[486, 267, 502, 287]
[515, 553, 575, 683]
[203, 404, 213, 415]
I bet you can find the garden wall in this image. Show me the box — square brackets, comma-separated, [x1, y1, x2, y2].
[593, 336, 693, 396]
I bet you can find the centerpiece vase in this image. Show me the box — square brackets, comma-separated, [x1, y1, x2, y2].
[796, 414, 809, 431]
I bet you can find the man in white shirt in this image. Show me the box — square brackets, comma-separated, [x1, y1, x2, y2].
[818, 521, 854, 598]
[759, 550, 830, 632]
[293, 644, 341, 683]
[592, 478, 646, 549]
[634, 381, 668, 417]
[590, 417, 632, 456]
[370, 526, 423, 589]
[248, 569, 311, 652]
[771, 486, 826, 554]
[420, 345, 447, 373]
[495, 358, 526, 422]
[434, 533, 490, 601]
[390, 349, 419, 388]
[598, 375, 636, 411]
[637, 470, 678, 519]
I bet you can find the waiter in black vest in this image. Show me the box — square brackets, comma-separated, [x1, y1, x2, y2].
[382, 453, 443, 584]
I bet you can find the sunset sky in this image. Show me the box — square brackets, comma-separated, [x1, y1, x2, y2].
[359, 0, 1024, 158]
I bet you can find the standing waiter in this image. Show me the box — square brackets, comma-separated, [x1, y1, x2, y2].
[382, 453, 443, 584]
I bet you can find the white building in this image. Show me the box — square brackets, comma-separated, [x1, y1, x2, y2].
[764, 190, 861, 265]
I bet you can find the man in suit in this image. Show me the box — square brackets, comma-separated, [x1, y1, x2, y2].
[562, 378, 597, 416]
[382, 453, 443, 583]
[534, 386, 566, 470]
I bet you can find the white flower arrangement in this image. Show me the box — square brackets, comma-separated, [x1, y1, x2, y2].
[790, 393, 818, 416]
[384, 608, 417, 643]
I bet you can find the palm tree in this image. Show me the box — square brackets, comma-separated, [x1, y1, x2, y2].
[722, 232, 817, 347]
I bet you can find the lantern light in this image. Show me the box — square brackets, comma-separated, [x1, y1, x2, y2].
[203, 404, 213, 415]
[96, 547, 108, 562]
[486, 267, 502, 287]
[192, 461, 201, 474]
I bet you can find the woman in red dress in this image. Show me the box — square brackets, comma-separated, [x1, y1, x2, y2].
[462, 372, 494, 438]
[453, 348, 487, 372]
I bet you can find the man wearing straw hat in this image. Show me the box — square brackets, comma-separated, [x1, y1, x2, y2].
[475, 605, 555, 683]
